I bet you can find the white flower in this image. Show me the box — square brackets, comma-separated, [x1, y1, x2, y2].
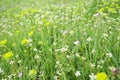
[62, 30, 68, 35]
[89, 73, 96, 80]
[28, 38, 33, 43]
[34, 55, 40, 59]
[18, 72, 22, 78]
[9, 60, 15, 65]
[97, 65, 102, 69]
[93, 13, 99, 17]
[75, 71, 81, 77]
[86, 37, 92, 42]
[28, 43, 32, 47]
[55, 45, 69, 52]
[106, 53, 112, 58]
[15, 55, 19, 58]
[0, 68, 3, 74]
[8, 74, 15, 79]
[109, 66, 115, 71]
[1, 78, 7, 80]
[54, 75, 58, 80]
[69, 30, 74, 35]
[33, 48, 38, 51]
[100, 60, 105, 64]
[81, 56, 86, 60]
[56, 61, 60, 65]
[90, 63, 95, 67]
[103, 33, 108, 38]
[61, 47, 68, 52]
[53, 42, 57, 46]
[66, 55, 71, 59]
[18, 60, 22, 64]
[74, 40, 80, 45]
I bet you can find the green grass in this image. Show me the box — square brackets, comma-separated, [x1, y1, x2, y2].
[0, 0, 120, 80]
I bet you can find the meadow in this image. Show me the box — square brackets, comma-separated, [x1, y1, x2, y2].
[0, 0, 120, 80]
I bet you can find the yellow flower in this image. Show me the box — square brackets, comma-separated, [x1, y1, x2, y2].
[43, 19, 51, 26]
[45, 21, 51, 26]
[21, 39, 28, 45]
[28, 69, 37, 77]
[0, 40, 7, 46]
[3, 51, 13, 60]
[16, 30, 20, 34]
[96, 72, 109, 80]
[28, 31, 34, 36]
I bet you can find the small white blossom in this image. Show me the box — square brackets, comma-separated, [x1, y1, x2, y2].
[97, 65, 102, 69]
[9, 60, 15, 65]
[90, 63, 95, 67]
[86, 37, 92, 42]
[69, 30, 74, 35]
[28, 38, 33, 43]
[62, 30, 68, 35]
[15, 55, 19, 58]
[18, 72, 22, 78]
[54, 75, 58, 80]
[75, 71, 81, 77]
[103, 33, 108, 38]
[81, 56, 86, 60]
[60, 47, 68, 52]
[35, 55, 40, 59]
[56, 61, 60, 65]
[109, 66, 115, 71]
[53, 42, 57, 46]
[1, 78, 7, 80]
[100, 60, 105, 64]
[0, 68, 3, 74]
[74, 40, 80, 45]
[18, 60, 22, 64]
[66, 55, 71, 59]
[8, 74, 15, 79]
[89, 73, 96, 80]
[93, 13, 99, 17]
[106, 53, 112, 58]
[33, 48, 38, 51]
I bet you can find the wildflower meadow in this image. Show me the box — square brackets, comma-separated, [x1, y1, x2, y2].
[0, 0, 120, 80]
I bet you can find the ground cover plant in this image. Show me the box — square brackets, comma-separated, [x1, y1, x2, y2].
[0, 0, 120, 80]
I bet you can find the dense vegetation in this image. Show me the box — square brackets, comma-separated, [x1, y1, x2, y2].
[0, 0, 120, 80]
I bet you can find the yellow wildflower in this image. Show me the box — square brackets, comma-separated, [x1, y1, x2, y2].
[0, 40, 7, 46]
[21, 39, 28, 45]
[45, 21, 51, 26]
[28, 31, 34, 36]
[28, 69, 37, 77]
[3, 51, 13, 60]
[96, 72, 109, 80]
[16, 30, 20, 34]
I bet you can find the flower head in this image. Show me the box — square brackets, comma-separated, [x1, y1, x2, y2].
[0, 68, 4, 74]
[3, 51, 13, 60]
[113, 68, 119, 76]
[75, 71, 81, 77]
[74, 40, 80, 45]
[96, 72, 109, 80]
[0, 40, 7, 46]
[21, 39, 28, 45]
[28, 31, 34, 36]
[28, 69, 37, 77]
[18, 72, 22, 78]
[89, 73, 96, 80]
